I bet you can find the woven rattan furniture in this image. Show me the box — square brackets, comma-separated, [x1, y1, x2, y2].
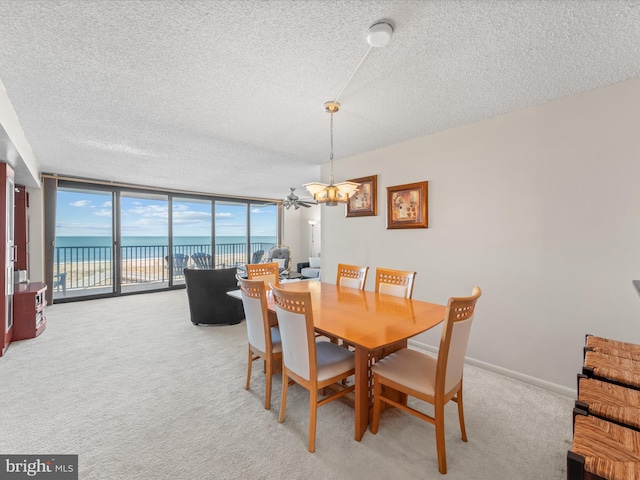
[568, 411, 640, 480]
[267, 245, 291, 273]
[585, 335, 640, 362]
[583, 351, 640, 389]
[577, 375, 640, 430]
[586, 335, 640, 353]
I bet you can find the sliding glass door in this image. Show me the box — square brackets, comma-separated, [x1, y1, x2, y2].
[54, 187, 114, 300]
[52, 182, 280, 301]
[250, 203, 278, 264]
[173, 197, 213, 282]
[119, 191, 169, 293]
[215, 201, 248, 269]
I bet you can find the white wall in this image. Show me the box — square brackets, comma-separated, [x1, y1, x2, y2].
[0, 78, 41, 188]
[283, 204, 321, 270]
[321, 76, 640, 394]
[282, 206, 301, 267]
[26, 186, 44, 282]
[300, 205, 321, 259]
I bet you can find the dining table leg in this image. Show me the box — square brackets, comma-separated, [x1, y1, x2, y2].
[354, 346, 370, 441]
[353, 339, 410, 441]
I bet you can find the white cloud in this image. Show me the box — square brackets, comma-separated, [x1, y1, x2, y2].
[127, 204, 168, 217]
[70, 200, 91, 207]
[173, 210, 211, 224]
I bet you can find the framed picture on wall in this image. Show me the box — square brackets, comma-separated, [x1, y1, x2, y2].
[386, 181, 428, 229]
[346, 175, 377, 217]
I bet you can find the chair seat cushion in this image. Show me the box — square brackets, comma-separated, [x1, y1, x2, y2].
[372, 348, 437, 396]
[316, 341, 355, 382]
[301, 267, 321, 278]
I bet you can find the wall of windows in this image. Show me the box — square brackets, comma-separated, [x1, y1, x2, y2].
[50, 180, 279, 301]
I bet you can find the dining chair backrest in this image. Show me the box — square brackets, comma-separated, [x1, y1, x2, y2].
[237, 276, 270, 353]
[374, 267, 417, 299]
[336, 263, 369, 290]
[271, 286, 316, 382]
[437, 287, 482, 394]
[246, 262, 280, 288]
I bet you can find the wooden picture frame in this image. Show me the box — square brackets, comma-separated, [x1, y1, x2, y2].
[387, 181, 428, 229]
[346, 175, 377, 217]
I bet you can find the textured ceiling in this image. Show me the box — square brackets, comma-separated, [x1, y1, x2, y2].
[0, 0, 638, 201]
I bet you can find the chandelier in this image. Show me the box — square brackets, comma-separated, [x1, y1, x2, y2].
[304, 101, 359, 206]
[303, 21, 393, 207]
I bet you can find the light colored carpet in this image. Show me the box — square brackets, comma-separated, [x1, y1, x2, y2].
[0, 289, 574, 479]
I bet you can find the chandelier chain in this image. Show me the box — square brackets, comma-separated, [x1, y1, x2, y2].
[329, 110, 335, 183]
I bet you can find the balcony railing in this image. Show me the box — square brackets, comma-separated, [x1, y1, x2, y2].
[53, 242, 276, 293]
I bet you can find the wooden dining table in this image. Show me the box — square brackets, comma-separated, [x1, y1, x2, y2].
[229, 280, 446, 441]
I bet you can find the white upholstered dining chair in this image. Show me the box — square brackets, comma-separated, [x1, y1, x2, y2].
[237, 276, 282, 410]
[374, 267, 416, 299]
[270, 284, 355, 452]
[371, 286, 482, 474]
[335, 263, 369, 348]
[336, 263, 369, 290]
[246, 262, 279, 289]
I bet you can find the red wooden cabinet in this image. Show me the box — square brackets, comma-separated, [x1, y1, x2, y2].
[13, 282, 47, 341]
[14, 185, 28, 272]
[0, 163, 14, 356]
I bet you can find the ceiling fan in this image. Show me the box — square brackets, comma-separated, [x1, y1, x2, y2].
[282, 187, 317, 210]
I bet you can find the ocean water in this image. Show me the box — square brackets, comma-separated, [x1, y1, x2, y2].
[54, 236, 277, 261]
[55, 236, 276, 247]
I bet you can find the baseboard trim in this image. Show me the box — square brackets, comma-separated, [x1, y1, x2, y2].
[408, 339, 576, 398]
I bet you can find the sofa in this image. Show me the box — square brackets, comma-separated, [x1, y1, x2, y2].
[184, 267, 244, 325]
[297, 256, 321, 279]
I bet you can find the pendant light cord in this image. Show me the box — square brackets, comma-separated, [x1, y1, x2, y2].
[328, 44, 374, 186]
[333, 45, 374, 103]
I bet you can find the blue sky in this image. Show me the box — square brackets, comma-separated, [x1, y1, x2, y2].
[56, 189, 277, 238]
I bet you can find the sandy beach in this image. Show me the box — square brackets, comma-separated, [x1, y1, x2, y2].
[55, 254, 245, 291]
